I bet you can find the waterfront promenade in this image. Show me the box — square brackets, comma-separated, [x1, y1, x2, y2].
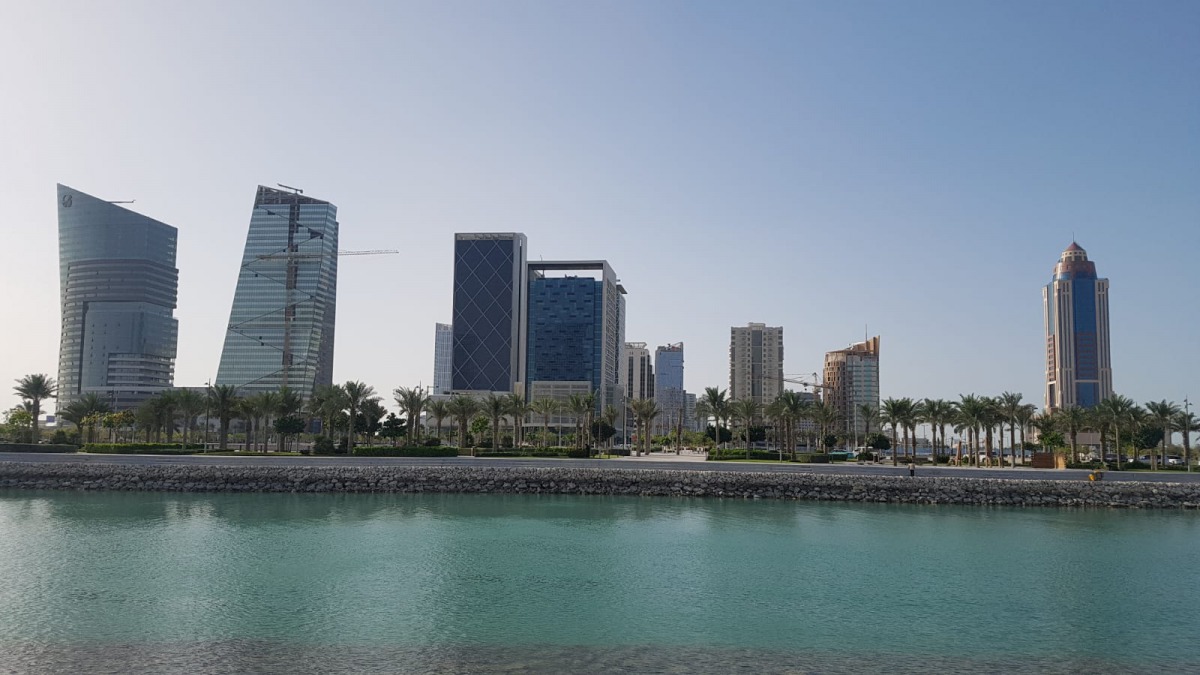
[3, 451, 1199, 483]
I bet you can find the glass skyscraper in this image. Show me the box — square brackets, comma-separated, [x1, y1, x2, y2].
[654, 343, 685, 434]
[56, 184, 179, 411]
[525, 260, 625, 413]
[1043, 242, 1111, 411]
[823, 336, 880, 437]
[452, 233, 528, 394]
[216, 186, 338, 400]
[433, 322, 453, 396]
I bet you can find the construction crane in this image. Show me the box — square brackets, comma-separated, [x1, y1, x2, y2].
[255, 249, 398, 261]
[764, 373, 834, 400]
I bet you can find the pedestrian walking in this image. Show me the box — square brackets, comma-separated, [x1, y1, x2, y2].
[908, 460, 915, 478]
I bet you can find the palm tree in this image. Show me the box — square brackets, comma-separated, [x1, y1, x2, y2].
[629, 398, 660, 457]
[62, 392, 111, 444]
[582, 391, 597, 454]
[732, 398, 762, 459]
[880, 398, 905, 466]
[809, 401, 842, 454]
[156, 390, 179, 443]
[978, 397, 1004, 467]
[274, 386, 304, 452]
[447, 395, 479, 453]
[174, 389, 206, 449]
[506, 393, 529, 452]
[858, 402, 879, 447]
[600, 405, 619, 454]
[1096, 395, 1140, 469]
[480, 393, 508, 451]
[307, 385, 345, 440]
[530, 398, 560, 449]
[998, 392, 1024, 468]
[1053, 405, 1090, 464]
[427, 399, 450, 444]
[207, 385, 240, 451]
[342, 381, 379, 452]
[565, 393, 592, 452]
[13, 374, 56, 443]
[1174, 410, 1196, 472]
[702, 387, 730, 450]
[956, 394, 987, 467]
[1015, 403, 1037, 464]
[393, 386, 431, 446]
[1144, 400, 1180, 471]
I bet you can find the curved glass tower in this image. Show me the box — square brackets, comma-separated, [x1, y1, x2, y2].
[1043, 242, 1112, 411]
[215, 186, 338, 400]
[56, 184, 179, 411]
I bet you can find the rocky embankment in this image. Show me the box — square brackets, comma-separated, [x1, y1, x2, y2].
[1, 462, 1198, 508]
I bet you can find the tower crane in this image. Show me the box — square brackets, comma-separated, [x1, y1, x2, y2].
[254, 249, 399, 261]
[764, 373, 834, 401]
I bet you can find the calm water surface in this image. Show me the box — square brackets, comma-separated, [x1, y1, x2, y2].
[1, 490, 1198, 674]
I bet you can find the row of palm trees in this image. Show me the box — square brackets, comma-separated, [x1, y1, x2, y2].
[12, 373, 1197, 468]
[694, 387, 845, 460]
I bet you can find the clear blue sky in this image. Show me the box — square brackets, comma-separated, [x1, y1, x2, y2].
[2, 0, 1197, 415]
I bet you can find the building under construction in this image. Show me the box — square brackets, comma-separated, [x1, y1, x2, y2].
[215, 186, 340, 400]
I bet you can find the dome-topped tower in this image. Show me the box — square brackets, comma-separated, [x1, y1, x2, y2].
[1043, 242, 1111, 412]
[1054, 241, 1097, 280]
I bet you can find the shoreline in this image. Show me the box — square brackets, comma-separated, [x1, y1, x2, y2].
[2, 460, 1199, 508]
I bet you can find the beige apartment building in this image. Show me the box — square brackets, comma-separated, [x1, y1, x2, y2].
[729, 323, 784, 406]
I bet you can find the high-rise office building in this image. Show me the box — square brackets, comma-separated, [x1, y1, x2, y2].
[1043, 242, 1112, 411]
[216, 186, 339, 401]
[729, 323, 784, 405]
[823, 336, 881, 437]
[619, 342, 654, 401]
[654, 342, 685, 434]
[56, 184, 179, 411]
[452, 233, 528, 394]
[525, 261, 626, 413]
[433, 323, 453, 396]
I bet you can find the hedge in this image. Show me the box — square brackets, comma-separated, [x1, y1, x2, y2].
[83, 443, 203, 454]
[0, 443, 78, 453]
[351, 446, 459, 457]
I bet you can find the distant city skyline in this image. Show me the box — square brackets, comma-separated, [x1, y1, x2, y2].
[3, 2, 1197, 415]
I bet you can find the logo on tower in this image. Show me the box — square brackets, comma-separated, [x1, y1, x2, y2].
[61, 194, 73, 207]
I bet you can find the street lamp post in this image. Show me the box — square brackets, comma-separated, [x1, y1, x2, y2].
[1185, 398, 1192, 473]
[204, 379, 211, 451]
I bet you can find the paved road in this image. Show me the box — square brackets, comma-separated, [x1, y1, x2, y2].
[3, 452, 1199, 483]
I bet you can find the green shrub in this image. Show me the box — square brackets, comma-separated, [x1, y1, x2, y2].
[566, 449, 590, 459]
[312, 437, 337, 455]
[796, 453, 831, 463]
[0, 443, 77, 453]
[83, 443, 202, 454]
[351, 446, 458, 457]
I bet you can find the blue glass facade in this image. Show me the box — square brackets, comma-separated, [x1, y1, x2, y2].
[56, 184, 178, 410]
[452, 234, 527, 393]
[526, 277, 602, 389]
[216, 186, 338, 400]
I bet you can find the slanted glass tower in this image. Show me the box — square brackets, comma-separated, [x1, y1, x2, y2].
[216, 186, 338, 400]
[56, 184, 179, 411]
[451, 233, 528, 394]
[1043, 242, 1111, 411]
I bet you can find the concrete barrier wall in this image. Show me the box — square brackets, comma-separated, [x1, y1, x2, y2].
[1, 462, 1198, 509]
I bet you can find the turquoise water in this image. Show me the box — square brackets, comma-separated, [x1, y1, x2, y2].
[1, 491, 1198, 673]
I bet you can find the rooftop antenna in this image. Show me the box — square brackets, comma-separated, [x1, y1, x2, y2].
[277, 183, 304, 194]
